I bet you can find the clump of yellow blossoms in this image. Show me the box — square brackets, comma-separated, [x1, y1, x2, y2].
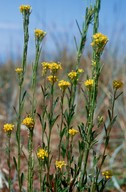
[48, 62, 62, 74]
[37, 148, 48, 160]
[41, 62, 62, 75]
[68, 68, 84, 81]
[113, 80, 123, 90]
[58, 80, 70, 91]
[3, 124, 14, 133]
[34, 29, 46, 41]
[41, 62, 50, 75]
[19, 5, 31, 13]
[102, 170, 112, 179]
[91, 33, 108, 53]
[22, 117, 34, 129]
[15, 68, 23, 74]
[68, 71, 77, 80]
[84, 79, 94, 89]
[69, 128, 78, 136]
[55, 160, 66, 169]
[47, 75, 58, 83]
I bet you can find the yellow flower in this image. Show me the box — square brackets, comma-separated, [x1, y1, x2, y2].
[37, 148, 48, 160]
[113, 80, 123, 90]
[19, 5, 31, 13]
[15, 68, 23, 74]
[84, 79, 94, 88]
[41, 62, 50, 75]
[68, 71, 77, 80]
[34, 29, 46, 41]
[3, 124, 14, 133]
[48, 62, 62, 74]
[68, 69, 84, 82]
[91, 32, 108, 53]
[47, 75, 58, 83]
[69, 128, 78, 136]
[102, 170, 112, 179]
[55, 160, 66, 169]
[22, 117, 34, 129]
[42, 62, 62, 74]
[77, 68, 84, 74]
[58, 80, 70, 91]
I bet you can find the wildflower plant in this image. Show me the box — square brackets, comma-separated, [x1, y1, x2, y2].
[2, 0, 124, 191]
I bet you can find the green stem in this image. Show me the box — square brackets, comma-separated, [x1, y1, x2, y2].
[17, 85, 22, 192]
[39, 161, 43, 192]
[28, 39, 41, 192]
[21, 13, 29, 85]
[28, 130, 33, 192]
[32, 41, 41, 117]
[16, 11, 30, 191]
[47, 83, 54, 189]
[82, 0, 101, 182]
[66, 84, 76, 181]
[76, 6, 94, 70]
[8, 134, 11, 192]
[96, 89, 117, 181]
[58, 91, 64, 160]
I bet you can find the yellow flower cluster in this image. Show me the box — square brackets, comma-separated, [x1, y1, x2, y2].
[68, 68, 84, 81]
[84, 79, 94, 88]
[37, 148, 48, 160]
[91, 33, 108, 53]
[68, 71, 77, 80]
[41, 62, 62, 75]
[3, 124, 14, 133]
[15, 68, 23, 74]
[113, 80, 123, 90]
[22, 117, 34, 129]
[41, 62, 50, 75]
[34, 29, 46, 41]
[19, 5, 31, 13]
[48, 62, 62, 74]
[102, 170, 112, 179]
[55, 160, 66, 169]
[47, 75, 58, 83]
[69, 128, 78, 136]
[58, 80, 70, 91]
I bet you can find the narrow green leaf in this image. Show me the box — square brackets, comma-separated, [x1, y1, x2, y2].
[108, 109, 112, 121]
[13, 156, 17, 170]
[21, 172, 24, 186]
[76, 19, 82, 35]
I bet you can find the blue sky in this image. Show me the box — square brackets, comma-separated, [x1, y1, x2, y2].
[0, 0, 126, 62]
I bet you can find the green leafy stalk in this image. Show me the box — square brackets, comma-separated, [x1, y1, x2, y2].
[28, 130, 34, 192]
[82, 0, 101, 181]
[96, 88, 122, 183]
[21, 10, 30, 85]
[41, 83, 48, 148]
[47, 82, 54, 186]
[32, 37, 41, 117]
[7, 133, 11, 192]
[16, 85, 24, 191]
[16, 7, 30, 191]
[39, 160, 43, 192]
[76, 5, 95, 70]
[58, 91, 65, 160]
[28, 29, 46, 191]
[65, 84, 76, 180]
